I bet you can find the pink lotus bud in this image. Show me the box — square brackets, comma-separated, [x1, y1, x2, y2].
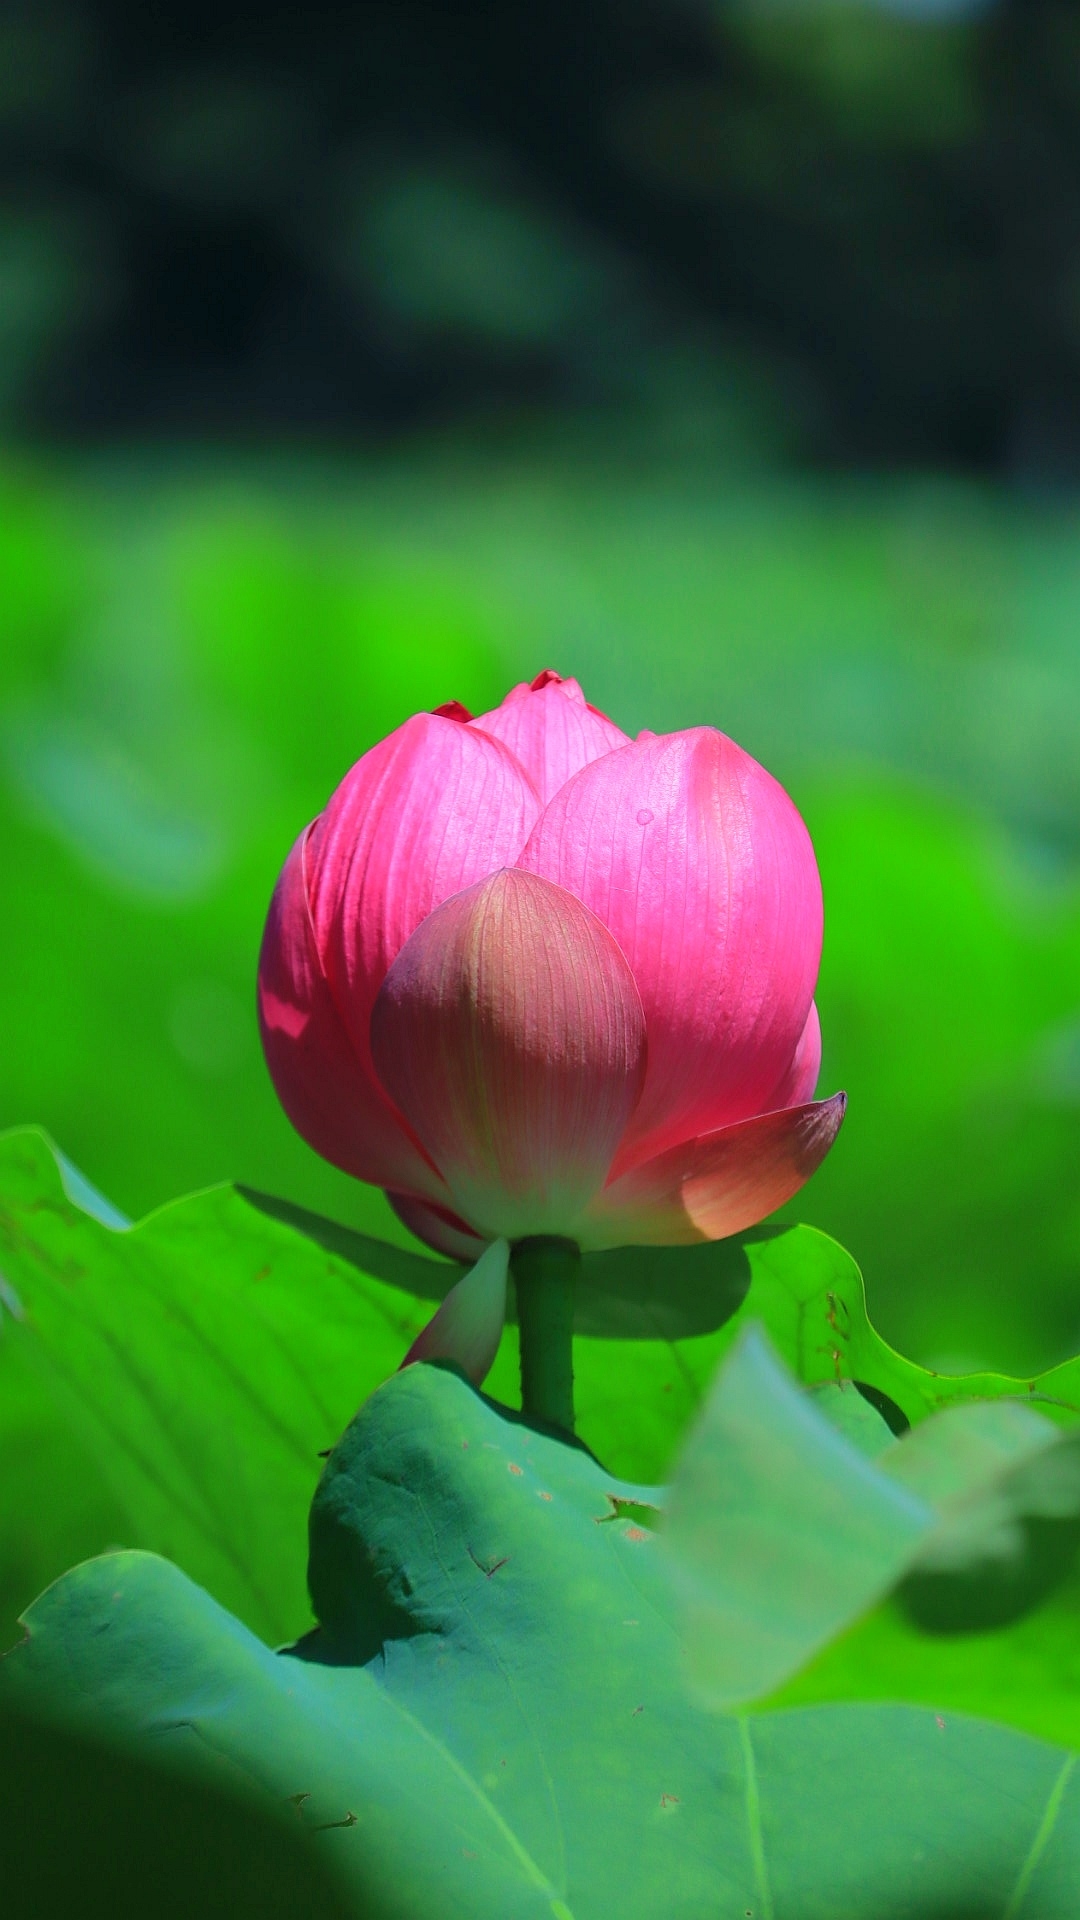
[259, 671, 844, 1252]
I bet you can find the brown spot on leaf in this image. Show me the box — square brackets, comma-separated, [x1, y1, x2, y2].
[825, 1289, 850, 1339]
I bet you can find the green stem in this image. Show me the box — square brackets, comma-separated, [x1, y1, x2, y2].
[512, 1237, 579, 1436]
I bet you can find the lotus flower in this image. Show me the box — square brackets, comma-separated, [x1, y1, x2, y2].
[258, 671, 844, 1262]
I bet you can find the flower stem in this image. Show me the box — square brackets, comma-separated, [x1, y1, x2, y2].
[512, 1236, 579, 1436]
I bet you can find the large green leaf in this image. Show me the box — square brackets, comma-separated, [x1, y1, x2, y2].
[6, 1362, 1080, 1920]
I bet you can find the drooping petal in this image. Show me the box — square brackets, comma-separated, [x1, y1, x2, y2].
[517, 727, 823, 1167]
[370, 868, 648, 1243]
[400, 1238, 509, 1387]
[388, 1192, 488, 1262]
[580, 1093, 847, 1249]
[764, 1001, 822, 1111]
[470, 670, 630, 805]
[257, 827, 446, 1198]
[305, 712, 540, 1086]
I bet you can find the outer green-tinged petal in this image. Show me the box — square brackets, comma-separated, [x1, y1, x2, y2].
[400, 1239, 509, 1386]
[582, 1092, 847, 1248]
[371, 869, 647, 1243]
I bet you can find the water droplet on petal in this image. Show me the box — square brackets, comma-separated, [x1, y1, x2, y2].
[636, 808, 653, 826]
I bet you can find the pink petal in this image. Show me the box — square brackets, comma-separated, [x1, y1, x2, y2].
[764, 1001, 822, 1110]
[305, 712, 541, 1088]
[257, 828, 445, 1198]
[581, 1093, 847, 1248]
[517, 727, 823, 1168]
[470, 670, 630, 804]
[387, 1192, 488, 1262]
[400, 1238, 509, 1387]
[370, 868, 647, 1243]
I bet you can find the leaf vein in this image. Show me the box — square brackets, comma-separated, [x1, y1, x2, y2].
[739, 1716, 774, 1920]
[1003, 1752, 1077, 1920]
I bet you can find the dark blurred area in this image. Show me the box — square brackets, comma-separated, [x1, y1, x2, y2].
[4, 0, 1078, 472]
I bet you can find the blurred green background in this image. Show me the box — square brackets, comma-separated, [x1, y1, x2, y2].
[4, 0, 1080, 1378]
